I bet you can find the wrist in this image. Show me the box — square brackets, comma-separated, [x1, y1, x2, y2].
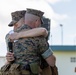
[18, 32, 25, 38]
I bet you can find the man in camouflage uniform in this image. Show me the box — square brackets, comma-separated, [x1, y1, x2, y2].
[1, 9, 56, 75]
[14, 8, 54, 75]
[5, 10, 48, 54]
[5, 10, 26, 53]
[1, 10, 26, 75]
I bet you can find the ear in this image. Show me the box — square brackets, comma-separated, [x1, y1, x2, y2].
[34, 20, 38, 27]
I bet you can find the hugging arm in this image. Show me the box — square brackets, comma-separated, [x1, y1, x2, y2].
[9, 27, 48, 40]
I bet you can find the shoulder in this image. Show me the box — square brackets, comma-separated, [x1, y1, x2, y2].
[5, 30, 14, 39]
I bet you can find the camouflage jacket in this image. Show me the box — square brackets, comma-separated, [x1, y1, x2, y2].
[5, 24, 53, 66]
[13, 24, 50, 65]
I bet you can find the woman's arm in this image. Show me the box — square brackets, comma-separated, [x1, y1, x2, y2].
[9, 27, 48, 40]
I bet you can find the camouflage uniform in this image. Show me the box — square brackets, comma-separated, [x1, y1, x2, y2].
[3, 9, 53, 75]
[13, 24, 52, 75]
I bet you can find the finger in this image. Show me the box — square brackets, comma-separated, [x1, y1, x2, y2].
[7, 52, 14, 55]
[6, 57, 14, 62]
[6, 54, 14, 58]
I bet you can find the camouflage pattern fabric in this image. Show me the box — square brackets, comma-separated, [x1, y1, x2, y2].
[4, 24, 52, 75]
[5, 30, 14, 51]
[13, 24, 49, 66]
[5, 33, 11, 51]
[8, 10, 26, 26]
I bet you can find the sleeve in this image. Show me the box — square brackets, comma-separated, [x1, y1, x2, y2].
[5, 30, 14, 51]
[42, 47, 53, 59]
[5, 33, 10, 51]
[38, 36, 53, 59]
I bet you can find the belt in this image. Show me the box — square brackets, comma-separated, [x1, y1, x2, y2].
[21, 70, 30, 75]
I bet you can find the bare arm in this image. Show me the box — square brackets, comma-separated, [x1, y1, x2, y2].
[9, 27, 48, 40]
[45, 55, 56, 67]
[18, 27, 48, 37]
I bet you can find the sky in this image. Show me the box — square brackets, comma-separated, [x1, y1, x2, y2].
[0, 0, 76, 56]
